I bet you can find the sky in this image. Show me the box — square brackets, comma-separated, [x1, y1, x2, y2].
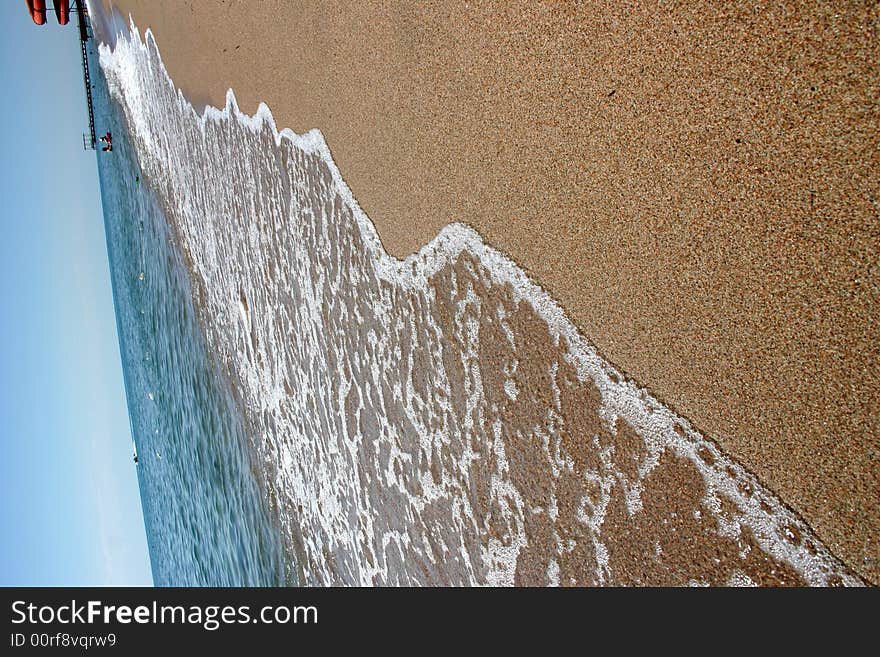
[0, 2, 152, 586]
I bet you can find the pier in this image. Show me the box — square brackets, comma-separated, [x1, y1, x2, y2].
[75, 0, 97, 150]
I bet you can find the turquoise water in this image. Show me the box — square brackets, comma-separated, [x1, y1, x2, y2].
[90, 44, 286, 586]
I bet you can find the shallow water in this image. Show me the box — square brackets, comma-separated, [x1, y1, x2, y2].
[91, 42, 285, 586]
[97, 22, 861, 586]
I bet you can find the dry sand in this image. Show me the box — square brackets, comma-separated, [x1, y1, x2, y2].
[101, 0, 879, 584]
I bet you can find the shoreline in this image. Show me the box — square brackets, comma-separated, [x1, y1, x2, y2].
[100, 0, 879, 584]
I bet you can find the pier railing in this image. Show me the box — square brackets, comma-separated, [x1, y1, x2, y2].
[76, 0, 97, 150]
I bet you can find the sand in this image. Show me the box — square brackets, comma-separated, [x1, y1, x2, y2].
[100, 0, 879, 584]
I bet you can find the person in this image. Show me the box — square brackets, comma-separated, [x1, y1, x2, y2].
[133, 455, 138, 464]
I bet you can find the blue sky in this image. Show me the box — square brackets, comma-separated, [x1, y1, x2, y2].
[0, 3, 152, 586]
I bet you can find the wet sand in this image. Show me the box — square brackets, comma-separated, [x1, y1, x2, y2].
[101, 0, 879, 584]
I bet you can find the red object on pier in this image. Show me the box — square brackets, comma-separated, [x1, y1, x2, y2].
[27, 0, 47, 25]
[53, 0, 70, 25]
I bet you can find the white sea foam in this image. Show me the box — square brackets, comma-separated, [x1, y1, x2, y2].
[97, 20, 863, 586]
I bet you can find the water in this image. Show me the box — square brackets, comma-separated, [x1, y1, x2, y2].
[94, 21, 862, 586]
[91, 42, 286, 586]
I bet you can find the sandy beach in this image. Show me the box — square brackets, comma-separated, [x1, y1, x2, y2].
[101, 0, 878, 584]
